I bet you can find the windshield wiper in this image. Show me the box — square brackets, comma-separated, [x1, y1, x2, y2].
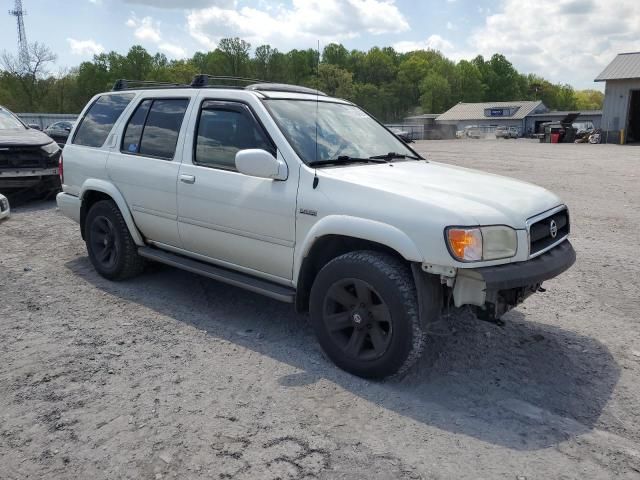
[369, 152, 421, 161]
[308, 156, 389, 167]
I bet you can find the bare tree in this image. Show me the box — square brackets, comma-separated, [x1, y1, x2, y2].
[1, 42, 57, 110]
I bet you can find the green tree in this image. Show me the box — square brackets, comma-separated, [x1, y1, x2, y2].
[218, 37, 251, 76]
[420, 72, 451, 113]
[574, 89, 604, 110]
[454, 60, 484, 102]
[311, 64, 353, 98]
[322, 43, 349, 68]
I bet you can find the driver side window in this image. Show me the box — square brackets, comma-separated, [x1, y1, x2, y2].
[194, 104, 274, 171]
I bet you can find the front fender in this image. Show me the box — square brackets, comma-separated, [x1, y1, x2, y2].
[80, 179, 145, 246]
[293, 215, 423, 284]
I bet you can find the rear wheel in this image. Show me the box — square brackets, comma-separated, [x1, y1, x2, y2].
[310, 251, 427, 379]
[85, 200, 145, 280]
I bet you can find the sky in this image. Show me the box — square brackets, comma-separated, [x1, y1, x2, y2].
[1, 0, 639, 90]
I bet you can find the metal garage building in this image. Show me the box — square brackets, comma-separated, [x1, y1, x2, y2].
[525, 110, 602, 134]
[435, 101, 548, 135]
[596, 52, 640, 144]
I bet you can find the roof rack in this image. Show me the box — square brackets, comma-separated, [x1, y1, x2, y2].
[191, 74, 270, 88]
[112, 79, 189, 91]
[246, 83, 327, 96]
[110, 75, 328, 97]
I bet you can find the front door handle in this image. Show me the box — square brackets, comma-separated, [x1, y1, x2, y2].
[180, 174, 196, 184]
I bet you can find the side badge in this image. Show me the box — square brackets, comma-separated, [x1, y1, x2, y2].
[299, 208, 318, 217]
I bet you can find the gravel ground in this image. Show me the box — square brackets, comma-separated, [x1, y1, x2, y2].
[1, 139, 639, 479]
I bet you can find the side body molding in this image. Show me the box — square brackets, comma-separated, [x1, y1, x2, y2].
[293, 215, 423, 285]
[80, 179, 145, 246]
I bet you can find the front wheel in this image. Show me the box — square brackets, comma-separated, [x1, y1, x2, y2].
[309, 251, 428, 379]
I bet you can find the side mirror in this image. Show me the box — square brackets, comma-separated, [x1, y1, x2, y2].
[235, 149, 287, 180]
[28, 123, 42, 131]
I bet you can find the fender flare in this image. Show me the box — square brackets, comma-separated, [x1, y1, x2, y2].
[80, 179, 145, 246]
[293, 215, 423, 284]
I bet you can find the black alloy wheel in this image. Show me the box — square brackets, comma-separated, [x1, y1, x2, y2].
[84, 199, 145, 280]
[323, 278, 393, 361]
[89, 215, 119, 270]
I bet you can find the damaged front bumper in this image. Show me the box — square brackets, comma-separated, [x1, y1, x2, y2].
[0, 167, 60, 191]
[452, 240, 576, 321]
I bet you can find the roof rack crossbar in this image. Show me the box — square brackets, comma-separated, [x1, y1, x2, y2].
[191, 74, 273, 88]
[112, 79, 189, 91]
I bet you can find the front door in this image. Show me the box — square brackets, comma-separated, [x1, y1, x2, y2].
[177, 100, 298, 282]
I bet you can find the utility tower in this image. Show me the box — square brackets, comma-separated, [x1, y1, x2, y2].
[9, 0, 29, 67]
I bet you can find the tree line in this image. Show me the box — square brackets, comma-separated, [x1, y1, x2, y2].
[0, 38, 604, 122]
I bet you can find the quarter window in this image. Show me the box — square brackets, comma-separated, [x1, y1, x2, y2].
[73, 94, 134, 147]
[195, 105, 274, 170]
[121, 98, 189, 160]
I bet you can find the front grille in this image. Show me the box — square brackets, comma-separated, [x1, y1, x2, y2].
[0, 146, 57, 170]
[529, 208, 570, 256]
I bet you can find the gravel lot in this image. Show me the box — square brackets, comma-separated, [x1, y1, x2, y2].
[1, 139, 639, 479]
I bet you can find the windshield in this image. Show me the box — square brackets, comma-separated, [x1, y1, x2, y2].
[0, 108, 26, 130]
[264, 99, 419, 165]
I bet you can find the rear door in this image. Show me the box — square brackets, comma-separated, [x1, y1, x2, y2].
[107, 93, 193, 247]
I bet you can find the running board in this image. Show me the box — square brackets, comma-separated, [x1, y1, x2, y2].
[138, 246, 295, 303]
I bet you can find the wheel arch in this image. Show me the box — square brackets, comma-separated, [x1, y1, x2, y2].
[294, 216, 423, 313]
[79, 179, 144, 246]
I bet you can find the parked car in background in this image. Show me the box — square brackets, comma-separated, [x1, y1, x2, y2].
[389, 127, 414, 143]
[44, 121, 75, 147]
[495, 126, 519, 139]
[0, 105, 62, 197]
[0, 193, 10, 221]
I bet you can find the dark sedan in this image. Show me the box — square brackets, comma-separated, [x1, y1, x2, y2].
[0, 105, 62, 198]
[44, 120, 75, 147]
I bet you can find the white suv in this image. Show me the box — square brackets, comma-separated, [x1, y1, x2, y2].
[57, 76, 575, 379]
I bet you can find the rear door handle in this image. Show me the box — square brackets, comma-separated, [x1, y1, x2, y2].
[180, 174, 196, 184]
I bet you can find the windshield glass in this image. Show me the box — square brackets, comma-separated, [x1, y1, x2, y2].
[264, 99, 418, 165]
[0, 108, 26, 130]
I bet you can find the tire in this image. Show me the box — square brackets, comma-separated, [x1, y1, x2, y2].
[309, 251, 426, 379]
[84, 200, 145, 280]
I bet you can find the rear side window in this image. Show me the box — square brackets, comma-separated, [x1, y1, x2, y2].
[121, 98, 189, 160]
[73, 94, 134, 147]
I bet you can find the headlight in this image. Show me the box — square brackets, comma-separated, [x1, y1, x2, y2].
[446, 226, 517, 262]
[41, 141, 60, 156]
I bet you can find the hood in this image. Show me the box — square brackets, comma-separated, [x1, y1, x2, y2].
[318, 160, 562, 228]
[0, 128, 54, 147]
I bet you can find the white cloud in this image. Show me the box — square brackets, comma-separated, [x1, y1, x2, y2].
[187, 0, 409, 50]
[469, 0, 640, 87]
[159, 43, 187, 57]
[126, 15, 162, 43]
[67, 38, 105, 56]
[446, 21, 454, 30]
[394, 35, 454, 54]
[123, 0, 233, 8]
[125, 13, 187, 58]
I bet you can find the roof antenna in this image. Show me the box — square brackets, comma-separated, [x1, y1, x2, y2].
[313, 39, 320, 190]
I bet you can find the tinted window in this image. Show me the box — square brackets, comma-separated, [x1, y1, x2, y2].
[195, 107, 273, 170]
[73, 94, 134, 147]
[138, 99, 189, 159]
[122, 99, 152, 154]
